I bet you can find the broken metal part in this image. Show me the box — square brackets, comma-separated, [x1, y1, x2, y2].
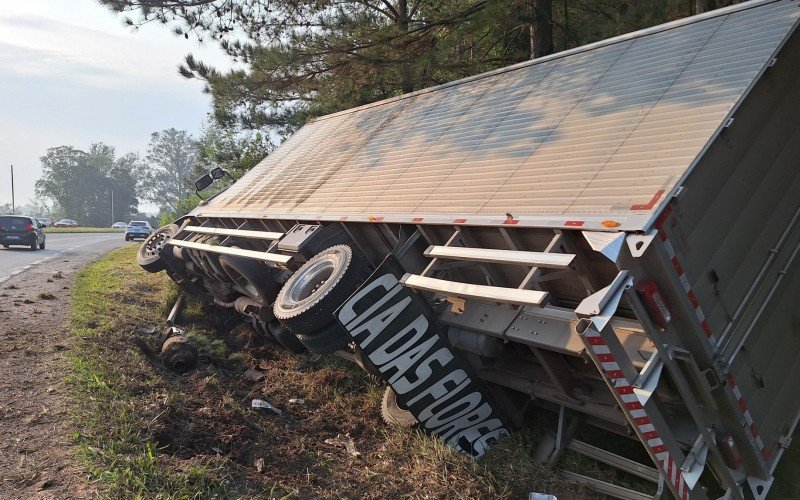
[160, 327, 198, 373]
[166, 292, 186, 326]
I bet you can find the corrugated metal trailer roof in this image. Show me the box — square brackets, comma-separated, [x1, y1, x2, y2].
[198, 0, 800, 231]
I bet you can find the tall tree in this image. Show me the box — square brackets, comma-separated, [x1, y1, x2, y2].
[101, 0, 530, 135]
[35, 144, 140, 226]
[142, 128, 198, 211]
[100, 0, 743, 139]
[529, 0, 553, 58]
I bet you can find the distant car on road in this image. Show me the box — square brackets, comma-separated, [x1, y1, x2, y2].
[53, 219, 78, 228]
[36, 217, 52, 228]
[125, 221, 153, 241]
[0, 215, 46, 250]
[112, 222, 127, 229]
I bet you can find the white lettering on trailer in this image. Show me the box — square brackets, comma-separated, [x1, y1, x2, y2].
[392, 349, 458, 395]
[350, 297, 412, 349]
[340, 274, 402, 328]
[380, 336, 440, 384]
[368, 314, 429, 365]
[337, 269, 510, 459]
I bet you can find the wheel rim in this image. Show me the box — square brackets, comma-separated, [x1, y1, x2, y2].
[142, 229, 171, 259]
[286, 254, 338, 305]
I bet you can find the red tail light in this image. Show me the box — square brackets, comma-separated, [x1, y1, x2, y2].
[25, 224, 35, 232]
[636, 279, 671, 330]
[719, 434, 742, 469]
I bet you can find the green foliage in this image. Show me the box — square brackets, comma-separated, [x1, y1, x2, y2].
[152, 120, 272, 226]
[157, 193, 203, 226]
[100, 0, 744, 139]
[141, 128, 199, 212]
[195, 119, 273, 179]
[35, 143, 140, 227]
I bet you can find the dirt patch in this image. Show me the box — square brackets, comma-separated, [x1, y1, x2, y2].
[0, 260, 95, 498]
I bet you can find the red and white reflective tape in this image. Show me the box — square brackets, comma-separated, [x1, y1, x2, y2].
[654, 207, 769, 464]
[583, 329, 690, 500]
[726, 373, 770, 460]
[654, 208, 717, 348]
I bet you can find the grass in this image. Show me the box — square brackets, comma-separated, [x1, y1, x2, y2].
[69, 247, 238, 498]
[70, 246, 670, 498]
[45, 227, 123, 233]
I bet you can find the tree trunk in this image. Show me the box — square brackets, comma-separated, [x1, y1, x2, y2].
[396, 0, 414, 94]
[695, 0, 716, 14]
[529, 0, 554, 59]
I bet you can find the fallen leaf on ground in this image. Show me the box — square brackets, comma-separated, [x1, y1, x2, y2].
[324, 433, 362, 458]
[242, 369, 265, 382]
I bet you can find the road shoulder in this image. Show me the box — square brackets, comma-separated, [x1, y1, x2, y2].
[0, 245, 124, 498]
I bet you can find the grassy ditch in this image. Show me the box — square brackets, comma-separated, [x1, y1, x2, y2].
[45, 227, 122, 233]
[68, 247, 602, 498]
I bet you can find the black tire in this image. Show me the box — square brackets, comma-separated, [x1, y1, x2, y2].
[274, 244, 370, 335]
[137, 224, 180, 273]
[264, 320, 307, 354]
[30, 241, 37, 251]
[2, 245, 8, 248]
[219, 252, 282, 305]
[296, 322, 351, 354]
[125, 236, 130, 241]
[39, 240, 45, 250]
[381, 387, 417, 427]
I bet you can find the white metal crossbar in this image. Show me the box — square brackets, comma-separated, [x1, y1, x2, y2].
[184, 225, 284, 240]
[424, 245, 575, 268]
[168, 239, 292, 265]
[401, 273, 548, 306]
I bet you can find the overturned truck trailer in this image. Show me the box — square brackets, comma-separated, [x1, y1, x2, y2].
[138, 1, 800, 497]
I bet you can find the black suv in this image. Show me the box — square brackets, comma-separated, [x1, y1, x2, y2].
[0, 215, 46, 250]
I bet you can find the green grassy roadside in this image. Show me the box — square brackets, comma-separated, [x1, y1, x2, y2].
[67, 247, 616, 498]
[69, 246, 234, 497]
[45, 227, 122, 233]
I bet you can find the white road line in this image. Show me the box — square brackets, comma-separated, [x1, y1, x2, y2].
[0, 236, 120, 285]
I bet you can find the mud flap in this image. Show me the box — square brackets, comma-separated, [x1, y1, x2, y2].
[336, 255, 512, 459]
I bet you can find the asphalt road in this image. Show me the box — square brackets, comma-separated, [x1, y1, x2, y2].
[0, 232, 132, 284]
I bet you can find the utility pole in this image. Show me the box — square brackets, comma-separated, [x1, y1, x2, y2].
[111, 187, 114, 225]
[10, 165, 14, 215]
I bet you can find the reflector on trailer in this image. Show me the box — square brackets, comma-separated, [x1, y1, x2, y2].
[635, 279, 671, 330]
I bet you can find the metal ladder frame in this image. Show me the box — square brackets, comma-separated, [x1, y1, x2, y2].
[575, 273, 699, 499]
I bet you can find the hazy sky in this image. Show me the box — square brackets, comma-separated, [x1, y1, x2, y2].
[0, 0, 231, 211]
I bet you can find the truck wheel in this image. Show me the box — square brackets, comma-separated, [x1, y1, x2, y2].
[137, 224, 180, 273]
[296, 323, 351, 354]
[219, 252, 282, 305]
[274, 244, 370, 335]
[381, 387, 417, 427]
